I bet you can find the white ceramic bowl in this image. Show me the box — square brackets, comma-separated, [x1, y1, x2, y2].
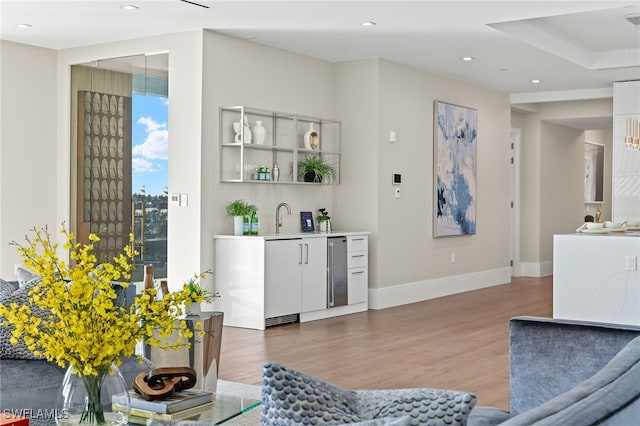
[586, 222, 604, 230]
[604, 221, 622, 229]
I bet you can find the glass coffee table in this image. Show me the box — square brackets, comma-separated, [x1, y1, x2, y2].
[128, 393, 260, 425]
[205, 393, 261, 424]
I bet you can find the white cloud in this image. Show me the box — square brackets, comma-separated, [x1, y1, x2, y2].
[133, 116, 168, 160]
[132, 158, 154, 173]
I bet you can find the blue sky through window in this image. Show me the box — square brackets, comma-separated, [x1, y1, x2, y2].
[132, 93, 168, 196]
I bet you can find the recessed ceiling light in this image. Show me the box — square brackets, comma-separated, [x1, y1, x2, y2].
[531, 79, 541, 84]
[361, 21, 377, 27]
[16, 23, 32, 29]
[461, 56, 474, 62]
[121, 4, 139, 10]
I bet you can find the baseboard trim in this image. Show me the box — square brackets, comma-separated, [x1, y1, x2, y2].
[300, 302, 368, 323]
[368, 267, 512, 310]
[519, 261, 553, 277]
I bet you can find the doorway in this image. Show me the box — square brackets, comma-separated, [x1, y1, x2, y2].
[70, 53, 168, 281]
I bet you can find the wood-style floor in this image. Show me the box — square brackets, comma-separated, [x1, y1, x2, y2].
[218, 276, 552, 410]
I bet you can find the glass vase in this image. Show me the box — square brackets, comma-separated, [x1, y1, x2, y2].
[56, 363, 129, 426]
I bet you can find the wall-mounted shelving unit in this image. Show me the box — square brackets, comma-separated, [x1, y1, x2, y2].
[219, 106, 341, 184]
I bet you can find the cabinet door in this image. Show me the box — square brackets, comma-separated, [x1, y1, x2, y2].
[348, 267, 367, 305]
[265, 239, 302, 318]
[301, 238, 328, 313]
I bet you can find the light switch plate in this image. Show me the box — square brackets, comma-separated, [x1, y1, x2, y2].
[626, 256, 637, 271]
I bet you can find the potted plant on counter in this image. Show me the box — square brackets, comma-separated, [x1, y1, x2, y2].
[317, 208, 332, 233]
[297, 154, 336, 183]
[183, 271, 220, 316]
[226, 199, 253, 236]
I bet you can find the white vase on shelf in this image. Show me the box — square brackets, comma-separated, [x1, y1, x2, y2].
[233, 120, 252, 144]
[253, 120, 266, 145]
[304, 123, 319, 150]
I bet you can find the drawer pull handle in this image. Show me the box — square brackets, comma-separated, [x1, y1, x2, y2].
[351, 271, 365, 275]
[352, 238, 364, 241]
[351, 254, 365, 258]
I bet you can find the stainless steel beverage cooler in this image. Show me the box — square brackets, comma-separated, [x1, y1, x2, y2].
[327, 236, 348, 307]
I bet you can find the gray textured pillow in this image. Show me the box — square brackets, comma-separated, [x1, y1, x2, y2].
[261, 362, 476, 426]
[358, 388, 476, 426]
[0, 278, 46, 359]
[16, 266, 39, 288]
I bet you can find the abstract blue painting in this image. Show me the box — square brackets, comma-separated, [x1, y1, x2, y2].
[434, 101, 477, 237]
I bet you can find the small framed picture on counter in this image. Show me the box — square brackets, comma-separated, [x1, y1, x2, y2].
[300, 211, 315, 232]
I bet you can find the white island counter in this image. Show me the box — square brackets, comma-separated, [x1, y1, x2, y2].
[553, 232, 640, 325]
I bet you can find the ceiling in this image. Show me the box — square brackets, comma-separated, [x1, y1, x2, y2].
[2, 0, 639, 103]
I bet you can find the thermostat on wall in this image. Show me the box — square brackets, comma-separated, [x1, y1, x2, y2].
[392, 173, 402, 185]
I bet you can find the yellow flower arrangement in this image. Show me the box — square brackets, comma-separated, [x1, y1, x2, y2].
[0, 225, 208, 423]
[183, 272, 219, 306]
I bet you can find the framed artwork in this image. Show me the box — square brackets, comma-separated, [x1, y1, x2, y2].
[300, 211, 315, 232]
[433, 100, 477, 237]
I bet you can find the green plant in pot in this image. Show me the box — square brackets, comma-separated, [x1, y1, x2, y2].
[226, 199, 254, 235]
[317, 208, 332, 232]
[297, 154, 336, 183]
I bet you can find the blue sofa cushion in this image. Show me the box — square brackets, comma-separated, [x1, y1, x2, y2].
[501, 335, 640, 425]
[466, 406, 512, 426]
[509, 316, 640, 414]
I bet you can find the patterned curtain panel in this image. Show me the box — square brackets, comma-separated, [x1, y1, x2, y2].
[76, 91, 132, 263]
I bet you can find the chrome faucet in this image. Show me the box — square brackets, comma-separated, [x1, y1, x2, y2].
[276, 202, 291, 235]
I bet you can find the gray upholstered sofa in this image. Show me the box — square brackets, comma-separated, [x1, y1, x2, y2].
[261, 316, 640, 425]
[0, 279, 148, 421]
[469, 316, 640, 425]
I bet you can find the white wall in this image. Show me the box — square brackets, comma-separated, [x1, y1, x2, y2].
[539, 122, 584, 261]
[0, 41, 58, 277]
[333, 59, 381, 288]
[378, 60, 512, 281]
[329, 58, 513, 307]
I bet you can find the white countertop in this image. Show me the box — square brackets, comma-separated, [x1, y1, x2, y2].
[565, 231, 640, 237]
[214, 231, 370, 241]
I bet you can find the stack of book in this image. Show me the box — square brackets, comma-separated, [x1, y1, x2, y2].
[112, 389, 214, 424]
